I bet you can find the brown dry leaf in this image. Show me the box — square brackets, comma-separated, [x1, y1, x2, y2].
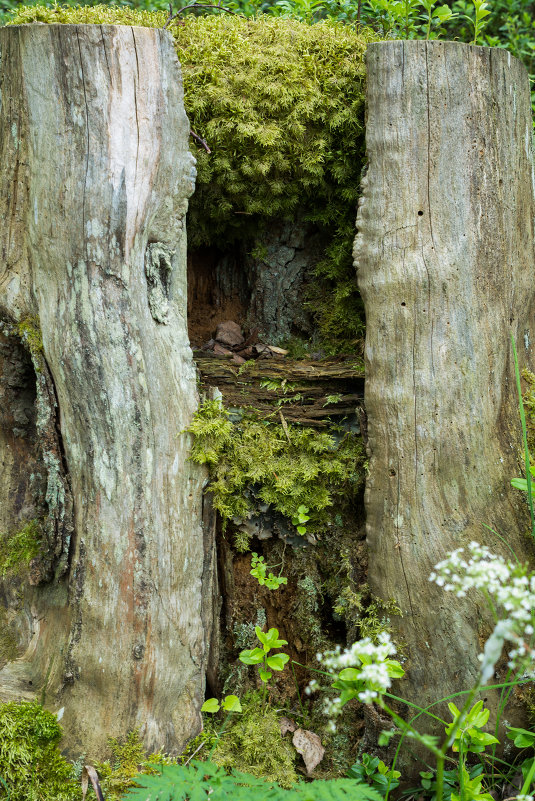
[280, 715, 298, 736]
[82, 765, 104, 801]
[292, 728, 325, 775]
[268, 346, 289, 355]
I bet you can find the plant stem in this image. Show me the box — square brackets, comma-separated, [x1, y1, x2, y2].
[435, 753, 445, 801]
[379, 701, 443, 759]
[290, 660, 307, 721]
[521, 754, 535, 796]
[512, 333, 535, 538]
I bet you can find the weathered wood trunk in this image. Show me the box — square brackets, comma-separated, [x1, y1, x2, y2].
[0, 24, 214, 757]
[355, 41, 535, 757]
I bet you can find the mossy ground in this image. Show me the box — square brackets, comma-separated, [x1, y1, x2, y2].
[211, 692, 298, 787]
[0, 701, 82, 801]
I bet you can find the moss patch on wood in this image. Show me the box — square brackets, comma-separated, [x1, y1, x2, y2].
[186, 399, 365, 530]
[0, 519, 43, 579]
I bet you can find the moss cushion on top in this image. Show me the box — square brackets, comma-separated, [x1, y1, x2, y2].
[6, 5, 376, 351]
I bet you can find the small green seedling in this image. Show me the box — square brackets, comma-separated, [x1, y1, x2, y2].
[239, 626, 290, 707]
[250, 553, 288, 590]
[511, 464, 535, 492]
[507, 726, 535, 749]
[201, 695, 242, 714]
[348, 753, 401, 792]
[451, 767, 494, 801]
[291, 505, 310, 536]
[445, 701, 499, 754]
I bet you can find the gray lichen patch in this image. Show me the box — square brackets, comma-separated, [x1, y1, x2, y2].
[145, 242, 174, 324]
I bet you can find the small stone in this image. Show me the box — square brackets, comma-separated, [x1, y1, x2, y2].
[213, 343, 233, 357]
[215, 320, 244, 347]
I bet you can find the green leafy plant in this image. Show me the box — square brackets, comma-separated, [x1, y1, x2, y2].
[126, 758, 385, 800]
[347, 753, 401, 793]
[250, 553, 288, 590]
[239, 626, 290, 696]
[291, 505, 310, 536]
[466, 0, 491, 43]
[444, 701, 499, 754]
[202, 695, 243, 714]
[318, 538, 535, 801]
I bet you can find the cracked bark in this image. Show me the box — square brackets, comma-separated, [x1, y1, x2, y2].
[355, 41, 535, 768]
[0, 24, 214, 758]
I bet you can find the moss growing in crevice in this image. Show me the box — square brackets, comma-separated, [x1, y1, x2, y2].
[211, 692, 298, 788]
[0, 607, 18, 668]
[16, 316, 44, 360]
[186, 400, 365, 531]
[0, 519, 44, 579]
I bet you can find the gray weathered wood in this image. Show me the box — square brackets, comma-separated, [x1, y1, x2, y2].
[0, 24, 212, 757]
[355, 41, 535, 758]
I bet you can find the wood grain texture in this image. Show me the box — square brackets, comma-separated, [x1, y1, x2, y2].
[355, 41, 535, 755]
[0, 24, 211, 757]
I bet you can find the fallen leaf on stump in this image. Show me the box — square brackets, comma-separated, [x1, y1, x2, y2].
[292, 728, 325, 775]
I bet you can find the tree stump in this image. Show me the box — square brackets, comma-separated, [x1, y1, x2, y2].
[0, 24, 214, 757]
[355, 41, 535, 758]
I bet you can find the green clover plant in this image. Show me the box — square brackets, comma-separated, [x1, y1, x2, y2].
[201, 695, 243, 715]
[291, 505, 310, 536]
[347, 754, 401, 793]
[250, 553, 288, 590]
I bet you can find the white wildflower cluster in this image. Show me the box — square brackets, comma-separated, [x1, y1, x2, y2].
[319, 631, 396, 673]
[317, 631, 396, 706]
[429, 542, 535, 680]
[516, 795, 534, 801]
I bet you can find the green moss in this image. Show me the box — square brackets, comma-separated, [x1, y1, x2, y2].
[211, 693, 298, 788]
[94, 729, 179, 800]
[295, 575, 327, 651]
[0, 519, 43, 578]
[6, 6, 377, 352]
[0, 701, 82, 801]
[187, 400, 365, 531]
[16, 316, 43, 358]
[0, 607, 18, 668]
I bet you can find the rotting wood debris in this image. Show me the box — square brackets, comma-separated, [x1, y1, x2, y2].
[194, 321, 365, 427]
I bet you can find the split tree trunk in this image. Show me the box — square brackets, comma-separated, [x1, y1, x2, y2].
[0, 24, 214, 758]
[355, 41, 535, 758]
